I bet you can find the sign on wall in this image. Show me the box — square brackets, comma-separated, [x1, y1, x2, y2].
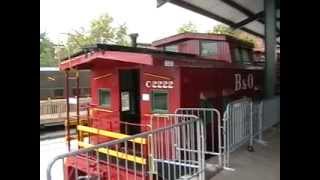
[68, 97, 77, 104]
[164, 60, 174, 67]
[121, 91, 130, 111]
[142, 93, 150, 101]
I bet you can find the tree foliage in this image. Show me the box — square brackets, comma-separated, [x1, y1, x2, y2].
[177, 21, 198, 33]
[208, 24, 237, 36]
[40, 32, 57, 67]
[59, 13, 130, 58]
[208, 24, 256, 44]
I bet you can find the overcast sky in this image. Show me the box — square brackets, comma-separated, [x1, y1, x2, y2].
[40, 0, 220, 44]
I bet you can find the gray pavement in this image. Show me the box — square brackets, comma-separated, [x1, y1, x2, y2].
[208, 127, 280, 180]
[41, 126, 279, 180]
[40, 128, 76, 140]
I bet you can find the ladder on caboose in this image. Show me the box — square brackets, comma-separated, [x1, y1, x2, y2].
[64, 69, 82, 151]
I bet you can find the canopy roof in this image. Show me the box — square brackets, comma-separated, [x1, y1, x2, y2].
[157, 0, 280, 44]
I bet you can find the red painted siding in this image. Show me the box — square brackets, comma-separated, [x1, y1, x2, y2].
[140, 66, 181, 127]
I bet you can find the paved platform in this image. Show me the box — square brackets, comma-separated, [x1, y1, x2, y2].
[41, 126, 279, 180]
[208, 127, 280, 180]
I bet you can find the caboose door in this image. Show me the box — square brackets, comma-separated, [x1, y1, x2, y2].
[119, 69, 141, 135]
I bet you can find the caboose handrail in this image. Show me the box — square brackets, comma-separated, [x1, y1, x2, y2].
[77, 141, 147, 165]
[47, 114, 202, 180]
[77, 125, 147, 144]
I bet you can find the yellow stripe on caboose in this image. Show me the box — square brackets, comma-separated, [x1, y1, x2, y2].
[78, 141, 146, 165]
[77, 125, 146, 144]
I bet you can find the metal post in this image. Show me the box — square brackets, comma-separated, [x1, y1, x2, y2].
[248, 102, 254, 152]
[258, 101, 263, 141]
[76, 70, 80, 143]
[264, 0, 277, 98]
[65, 70, 71, 151]
[255, 101, 267, 145]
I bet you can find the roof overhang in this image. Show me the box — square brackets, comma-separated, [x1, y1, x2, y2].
[157, 0, 280, 45]
[152, 32, 254, 48]
[59, 51, 154, 71]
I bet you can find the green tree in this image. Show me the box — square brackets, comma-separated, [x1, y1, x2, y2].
[40, 32, 57, 67]
[208, 24, 237, 36]
[90, 14, 115, 43]
[177, 21, 198, 33]
[60, 13, 130, 57]
[208, 24, 256, 44]
[114, 24, 130, 46]
[65, 27, 95, 55]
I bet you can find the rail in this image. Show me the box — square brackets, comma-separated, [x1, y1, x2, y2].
[40, 98, 91, 126]
[47, 114, 205, 180]
[223, 96, 280, 169]
[77, 125, 147, 144]
[175, 108, 223, 169]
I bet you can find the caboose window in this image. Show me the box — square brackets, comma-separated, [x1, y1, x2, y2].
[54, 89, 64, 98]
[234, 48, 251, 63]
[241, 49, 250, 62]
[99, 89, 111, 107]
[200, 41, 218, 57]
[234, 48, 241, 62]
[72, 88, 79, 96]
[152, 91, 168, 113]
[82, 88, 91, 97]
[165, 44, 178, 52]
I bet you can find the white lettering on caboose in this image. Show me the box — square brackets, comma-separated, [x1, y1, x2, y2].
[145, 81, 174, 89]
[234, 73, 254, 91]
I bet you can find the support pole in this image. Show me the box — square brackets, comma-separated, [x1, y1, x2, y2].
[264, 0, 277, 98]
[65, 70, 71, 151]
[76, 70, 80, 143]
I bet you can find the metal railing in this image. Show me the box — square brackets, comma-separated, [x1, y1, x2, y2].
[47, 114, 205, 180]
[40, 98, 91, 115]
[87, 118, 152, 136]
[224, 98, 253, 154]
[175, 108, 223, 169]
[223, 96, 280, 168]
[40, 98, 91, 126]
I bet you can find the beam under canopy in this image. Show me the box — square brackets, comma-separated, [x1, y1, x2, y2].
[232, 11, 265, 29]
[221, 0, 280, 35]
[157, 0, 168, 8]
[156, 0, 280, 43]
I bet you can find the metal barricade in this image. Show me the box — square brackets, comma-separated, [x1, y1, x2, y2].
[251, 101, 264, 143]
[222, 97, 253, 169]
[175, 108, 223, 169]
[47, 114, 205, 180]
[224, 98, 253, 153]
[223, 96, 280, 168]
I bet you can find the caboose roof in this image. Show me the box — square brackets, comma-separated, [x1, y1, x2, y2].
[59, 43, 262, 71]
[152, 32, 254, 48]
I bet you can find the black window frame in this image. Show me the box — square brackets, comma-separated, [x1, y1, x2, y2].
[72, 87, 80, 97]
[53, 88, 64, 98]
[200, 40, 219, 57]
[241, 48, 251, 63]
[98, 88, 111, 108]
[233, 47, 252, 63]
[234, 47, 242, 62]
[164, 44, 179, 52]
[82, 88, 91, 97]
[151, 90, 169, 113]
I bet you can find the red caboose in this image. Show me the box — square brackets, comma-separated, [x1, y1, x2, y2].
[59, 33, 264, 179]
